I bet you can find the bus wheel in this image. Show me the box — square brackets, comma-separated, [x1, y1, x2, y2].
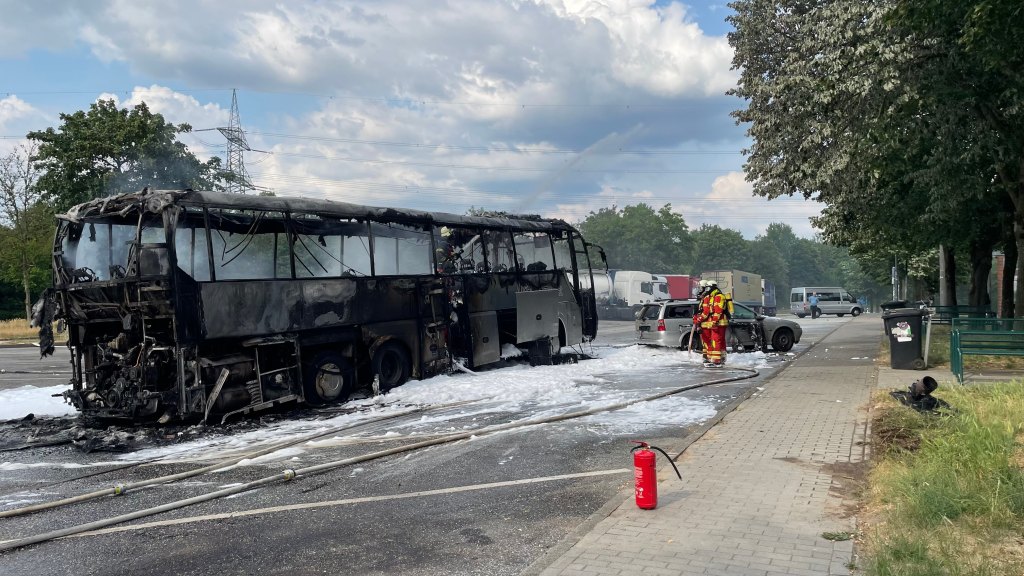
[304, 352, 354, 405]
[372, 342, 411, 392]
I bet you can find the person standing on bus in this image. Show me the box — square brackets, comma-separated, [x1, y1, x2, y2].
[693, 280, 729, 368]
[808, 292, 821, 319]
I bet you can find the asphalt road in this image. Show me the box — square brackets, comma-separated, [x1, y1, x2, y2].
[0, 346, 71, 391]
[0, 315, 846, 575]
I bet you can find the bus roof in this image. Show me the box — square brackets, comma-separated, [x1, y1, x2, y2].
[60, 188, 577, 234]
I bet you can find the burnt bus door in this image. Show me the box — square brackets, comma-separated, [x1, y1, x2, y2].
[573, 234, 600, 340]
[418, 277, 452, 377]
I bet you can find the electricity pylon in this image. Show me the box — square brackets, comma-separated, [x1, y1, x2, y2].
[218, 89, 253, 194]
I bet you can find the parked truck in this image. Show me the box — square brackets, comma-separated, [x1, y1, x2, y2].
[700, 269, 764, 313]
[585, 270, 670, 320]
[761, 279, 777, 316]
[659, 274, 700, 300]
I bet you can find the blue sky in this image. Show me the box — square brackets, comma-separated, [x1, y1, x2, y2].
[0, 0, 821, 238]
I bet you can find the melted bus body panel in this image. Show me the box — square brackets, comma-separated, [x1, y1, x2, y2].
[39, 189, 603, 423]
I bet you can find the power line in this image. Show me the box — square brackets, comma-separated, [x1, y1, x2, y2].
[247, 170, 816, 208]
[0, 87, 725, 110]
[7, 129, 744, 157]
[244, 131, 743, 156]
[264, 150, 738, 174]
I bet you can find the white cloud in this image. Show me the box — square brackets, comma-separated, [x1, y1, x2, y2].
[0, 96, 49, 155]
[550, 182, 656, 224]
[0, 1, 824, 238]
[2, 1, 733, 101]
[78, 24, 125, 63]
[0, 1, 83, 57]
[234, 9, 320, 84]
[0, 95, 38, 130]
[544, 0, 736, 97]
[121, 85, 228, 130]
[708, 170, 754, 200]
[704, 172, 821, 238]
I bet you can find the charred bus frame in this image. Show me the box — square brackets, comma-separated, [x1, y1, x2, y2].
[42, 189, 604, 423]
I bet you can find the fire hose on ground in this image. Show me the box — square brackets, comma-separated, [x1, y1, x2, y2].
[0, 366, 758, 553]
[0, 402, 472, 520]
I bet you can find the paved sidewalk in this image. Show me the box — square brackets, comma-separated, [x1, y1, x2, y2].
[528, 316, 885, 576]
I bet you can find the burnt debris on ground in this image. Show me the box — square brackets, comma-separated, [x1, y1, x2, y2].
[890, 375, 951, 414]
[0, 406, 342, 454]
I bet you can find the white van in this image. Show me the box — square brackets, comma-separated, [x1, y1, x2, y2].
[790, 287, 863, 318]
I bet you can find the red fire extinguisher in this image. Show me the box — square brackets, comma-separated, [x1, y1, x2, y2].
[631, 441, 682, 510]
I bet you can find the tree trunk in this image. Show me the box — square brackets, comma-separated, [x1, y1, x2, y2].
[939, 244, 957, 306]
[1017, 220, 1024, 318]
[1003, 231, 1018, 318]
[21, 263, 31, 321]
[18, 226, 31, 321]
[967, 240, 993, 308]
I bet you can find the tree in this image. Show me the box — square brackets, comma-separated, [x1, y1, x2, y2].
[727, 0, 943, 283]
[577, 203, 693, 272]
[747, 237, 787, 286]
[28, 99, 227, 212]
[754, 223, 801, 297]
[891, 0, 1024, 312]
[727, 0, 1024, 313]
[690, 224, 750, 273]
[0, 144, 52, 319]
[579, 201, 884, 304]
[755, 224, 833, 291]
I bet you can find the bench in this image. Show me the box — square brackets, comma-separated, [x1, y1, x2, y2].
[949, 318, 1024, 384]
[931, 305, 994, 325]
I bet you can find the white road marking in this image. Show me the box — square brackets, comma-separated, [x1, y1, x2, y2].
[70, 468, 631, 538]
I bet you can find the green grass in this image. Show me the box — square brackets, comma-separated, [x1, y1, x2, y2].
[927, 324, 951, 367]
[863, 383, 1024, 575]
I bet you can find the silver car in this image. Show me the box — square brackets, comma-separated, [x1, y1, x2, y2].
[635, 299, 802, 352]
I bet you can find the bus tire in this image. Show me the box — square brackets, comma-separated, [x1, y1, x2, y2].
[304, 352, 354, 405]
[372, 341, 411, 392]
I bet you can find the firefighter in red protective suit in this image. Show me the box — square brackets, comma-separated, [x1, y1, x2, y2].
[693, 279, 729, 367]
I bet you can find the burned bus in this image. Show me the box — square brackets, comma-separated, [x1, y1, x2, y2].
[37, 189, 604, 423]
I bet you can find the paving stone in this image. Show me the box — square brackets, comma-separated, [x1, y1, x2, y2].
[533, 318, 879, 576]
